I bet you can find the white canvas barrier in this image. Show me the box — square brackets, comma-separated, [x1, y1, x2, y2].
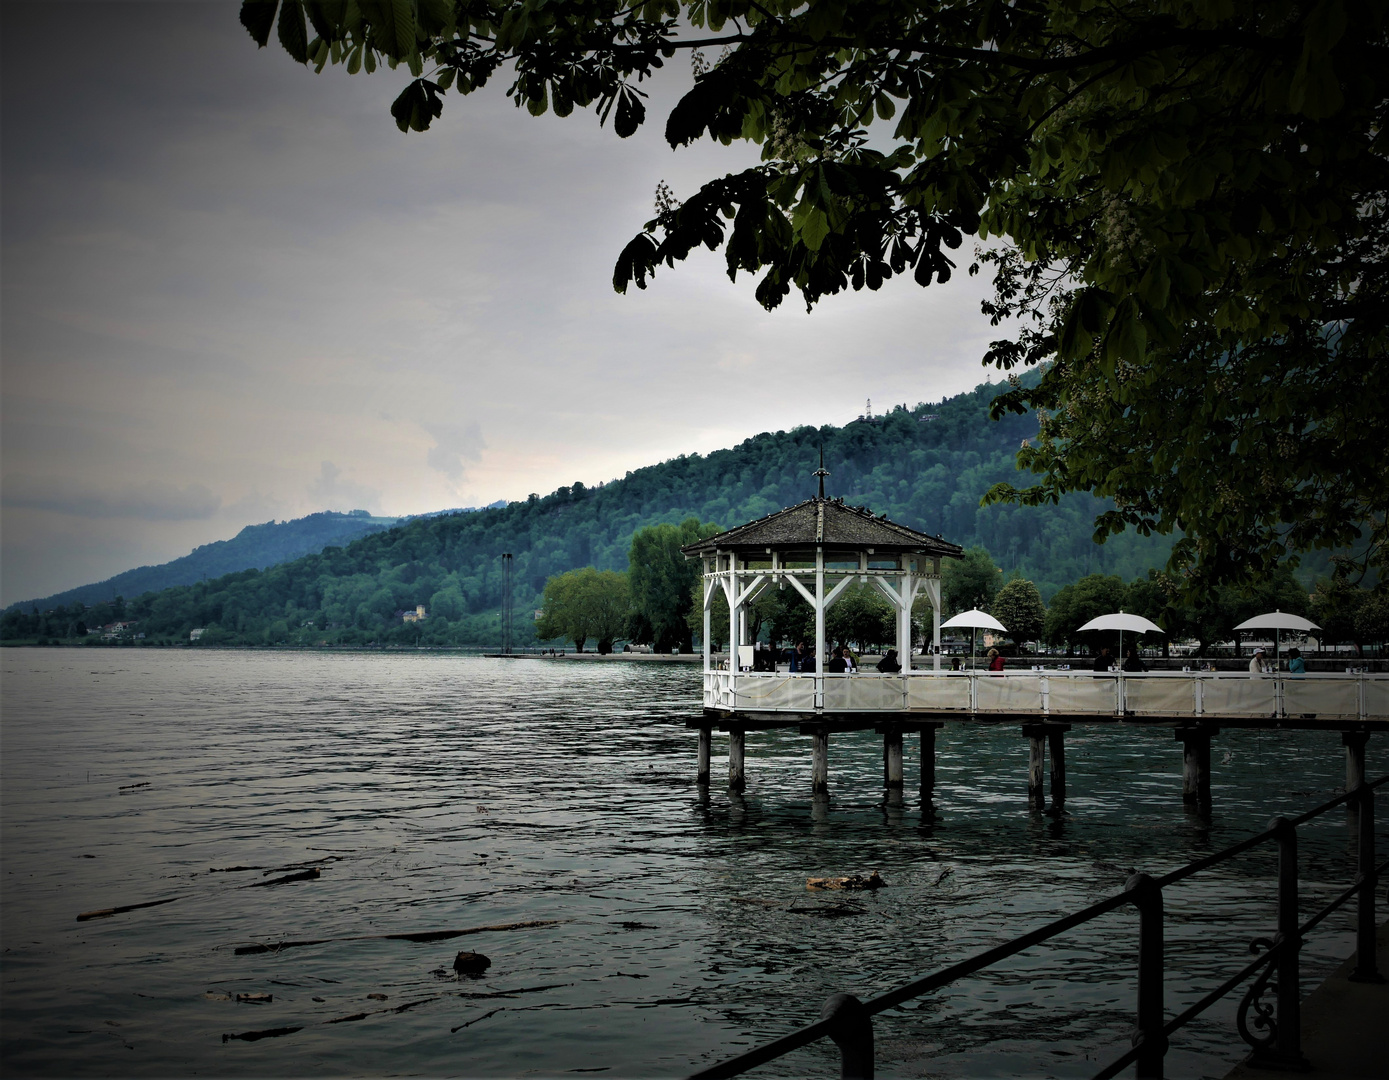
[1124, 676, 1198, 717]
[1365, 680, 1389, 720]
[734, 676, 816, 712]
[702, 669, 1387, 720]
[1046, 676, 1120, 715]
[906, 676, 973, 712]
[1200, 676, 1277, 716]
[823, 675, 905, 712]
[975, 675, 1043, 713]
[1282, 678, 1362, 719]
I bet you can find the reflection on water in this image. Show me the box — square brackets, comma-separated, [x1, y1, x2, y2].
[1, 651, 1382, 1078]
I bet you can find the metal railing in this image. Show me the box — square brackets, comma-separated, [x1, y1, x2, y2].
[701, 669, 1389, 722]
[687, 777, 1387, 1080]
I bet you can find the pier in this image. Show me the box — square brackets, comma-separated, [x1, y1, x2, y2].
[681, 489, 1387, 812]
[691, 669, 1387, 811]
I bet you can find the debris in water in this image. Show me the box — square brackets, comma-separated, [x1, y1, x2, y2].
[243, 868, 320, 889]
[453, 951, 491, 976]
[366, 993, 388, 1001]
[208, 866, 263, 874]
[312, 996, 325, 1003]
[451, 1007, 504, 1032]
[234, 919, 566, 955]
[236, 993, 272, 1004]
[935, 867, 955, 886]
[806, 871, 885, 891]
[76, 895, 181, 922]
[203, 991, 232, 1001]
[223, 1026, 302, 1043]
[617, 921, 654, 930]
[787, 902, 865, 918]
[118, 782, 150, 790]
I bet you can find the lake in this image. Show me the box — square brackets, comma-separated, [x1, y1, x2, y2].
[1, 650, 1382, 1078]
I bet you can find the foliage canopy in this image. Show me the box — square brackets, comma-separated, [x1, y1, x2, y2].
[243, 0, 1389, 593]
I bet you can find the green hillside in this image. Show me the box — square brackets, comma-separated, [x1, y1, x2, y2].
[2, 378, 1178, 647]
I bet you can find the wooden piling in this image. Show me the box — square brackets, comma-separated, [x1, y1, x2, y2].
[811, 727, 829, 795]
[697, 726, 711, 786]
[883, 727, 904, 790]
[728, 727, 746, 792]
[920, 724, 939, 818]
[1343, 729, 1369, 793]
[1027, 729, 1046, 811]
[1048, 726, 1069, 814]
[1177, 726, 1216, 808]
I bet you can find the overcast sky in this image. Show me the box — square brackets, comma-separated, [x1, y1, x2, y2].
[2, 1, 1006, 606]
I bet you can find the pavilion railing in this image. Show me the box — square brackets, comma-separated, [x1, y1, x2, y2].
[701, 670, 1389, 722]
[686, 776, 1387, 1080]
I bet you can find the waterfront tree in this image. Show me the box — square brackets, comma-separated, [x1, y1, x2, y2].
[992, 578, 1045, 649]
[942, 546, 1001, 617]
[534, 566, 631, 653]
[627, 518, 721, 652]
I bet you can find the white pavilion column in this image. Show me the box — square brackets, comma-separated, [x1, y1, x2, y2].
[926, 566, 942, 672]
[898, 557, 913, 672]
[814, 544, 826, 709]
[725, 553, 736, 702]
[702, 557, 712, 676]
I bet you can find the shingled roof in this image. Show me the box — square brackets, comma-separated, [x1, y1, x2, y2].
[681, 497, 963, 558]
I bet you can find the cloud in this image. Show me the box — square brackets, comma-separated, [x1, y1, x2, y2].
[1, 475, 221, 521]
[425, 421, 486, 481]
[308, 461, 380, 512]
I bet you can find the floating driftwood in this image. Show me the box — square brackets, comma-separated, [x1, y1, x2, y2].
[236, 992, 272, 1004]
[76, 895, 181, 922]
[787, 902, 866, 918]
[805, 871, 885, 891]
[118, 782, 150, 790]
[233, 918, 567, 955]
[243, 868, 320, 889]
[222, 1025, 302, 1043]
[208, 865, 264, 874]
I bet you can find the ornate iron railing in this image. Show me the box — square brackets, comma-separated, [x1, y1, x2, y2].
[686, 776, 1387, 1080]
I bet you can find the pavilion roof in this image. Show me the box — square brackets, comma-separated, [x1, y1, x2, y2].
[681, 497, 963, 558]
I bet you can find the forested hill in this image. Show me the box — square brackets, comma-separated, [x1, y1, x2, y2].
[5, 510, 401, 615]
[2, 377, 1180, 648]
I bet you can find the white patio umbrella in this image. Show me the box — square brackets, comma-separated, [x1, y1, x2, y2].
[1232, 611, 1320, 669]
[940, 609, 1008, 670]
[1075, 611, 1166, 666]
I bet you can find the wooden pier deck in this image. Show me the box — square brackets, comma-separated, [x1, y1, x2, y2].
[690, 670, 1387, 811]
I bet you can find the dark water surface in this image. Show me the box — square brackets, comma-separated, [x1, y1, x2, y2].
[1, 651, 1383, 1078]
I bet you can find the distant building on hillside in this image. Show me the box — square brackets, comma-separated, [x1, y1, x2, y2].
[189, 628, 205, 642]
[401, 605, 427, 624]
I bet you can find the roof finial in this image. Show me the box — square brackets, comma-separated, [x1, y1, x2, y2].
[813, 446, 830, 499]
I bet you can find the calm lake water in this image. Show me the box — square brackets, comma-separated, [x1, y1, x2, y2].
[1, 650, 1383, 1079]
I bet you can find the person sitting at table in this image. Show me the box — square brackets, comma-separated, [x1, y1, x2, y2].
[987, 648, 1006, 673]
[1092, 646, 1114, 672]
[1287, 647, 1306, 674]
[1122, 646, 1147, 672]
[1249, 648, 1266, 673]
[826, 646, 848, 674]
[950, 656, 963, 671]
[842, 644, 858, 672]
[877, 649, 901, 673]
